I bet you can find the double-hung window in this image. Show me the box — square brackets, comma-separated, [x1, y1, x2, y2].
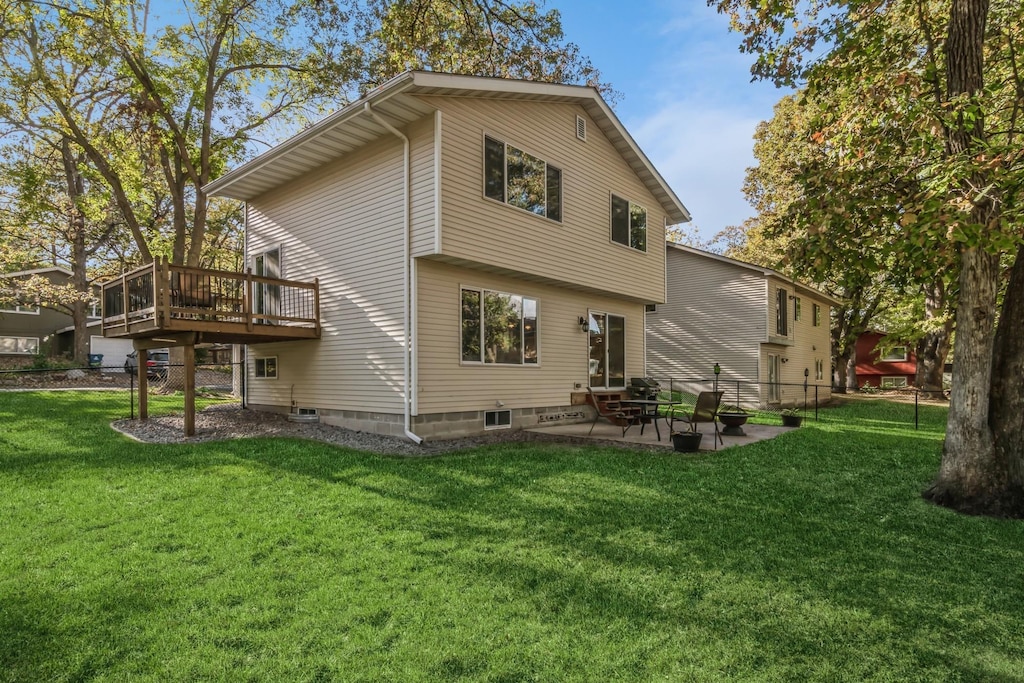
[813, 304, 822, 327]
[776, 288, 789, 336]
[461, 288, 539, 365]
[255, 357, 277, 379]
[610, 195, 647, 251]
[484, 136, 562, 221]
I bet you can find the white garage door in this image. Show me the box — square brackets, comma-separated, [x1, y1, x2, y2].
[90, 336, 134, 372]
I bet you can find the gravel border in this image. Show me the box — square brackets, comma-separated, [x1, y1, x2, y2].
[110, 403, 656, 456]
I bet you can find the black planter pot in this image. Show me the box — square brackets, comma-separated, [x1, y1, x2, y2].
[781, 414, 803, 427]
[672, 431, 703, 452]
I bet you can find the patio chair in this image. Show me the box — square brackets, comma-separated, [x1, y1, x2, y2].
[672, 390, 725, 449]
[587, 387, 642, 437]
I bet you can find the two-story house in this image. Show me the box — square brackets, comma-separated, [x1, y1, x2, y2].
[205, 71, 690, 440]
[1, 267, 133, 367]
[645, 243, 837, 408]
[855, 330, 916, 388]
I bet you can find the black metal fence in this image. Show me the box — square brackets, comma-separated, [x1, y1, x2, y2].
[650, 376, 826, 422]
[648, 376, 947, 429]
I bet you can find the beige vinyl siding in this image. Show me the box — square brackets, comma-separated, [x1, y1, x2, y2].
[409, 114, 438, 257]
[422, 95, 667, 303]
[416, 259, 645, 414]
[764, 278, 832, 403]
[245, 130, 414, 413]
[645, 248, 766, 404]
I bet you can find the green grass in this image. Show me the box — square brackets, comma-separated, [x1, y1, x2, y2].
[1, 392, 1022, 682]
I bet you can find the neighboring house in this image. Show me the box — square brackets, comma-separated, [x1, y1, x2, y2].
[645, 243, 837, 408]
[206, 71, 690, 439]
[855, 330, 916, 388]
[1, 267, 132, 368]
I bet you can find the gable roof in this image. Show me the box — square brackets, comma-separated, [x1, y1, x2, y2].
[205, 71, 690, 224]
[2, 267, 74, 279]
[666, 242, 843, 305]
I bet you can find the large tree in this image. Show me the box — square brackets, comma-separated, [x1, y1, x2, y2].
[0, 0, 603, 269]
[712, 0, 1024, 516]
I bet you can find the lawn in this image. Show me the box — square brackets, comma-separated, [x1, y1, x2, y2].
[1, 392, 1022, 681]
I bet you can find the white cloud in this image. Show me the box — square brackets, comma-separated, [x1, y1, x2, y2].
[628, 104, 761, 238]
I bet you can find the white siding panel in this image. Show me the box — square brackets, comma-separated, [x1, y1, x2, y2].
[416, 259, 646, 414]
[425, 96, 668, 303]
[245, 132, 410, 414]
[645, 248, 766, 405]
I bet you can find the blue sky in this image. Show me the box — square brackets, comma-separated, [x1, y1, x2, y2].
[555, 1, 790, 240]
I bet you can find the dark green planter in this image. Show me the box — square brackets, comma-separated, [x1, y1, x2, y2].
[672, 431, 703, 452]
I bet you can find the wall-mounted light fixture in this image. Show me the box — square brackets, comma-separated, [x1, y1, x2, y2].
[781, 357, 789, 363]
[578, 316, 588, 332]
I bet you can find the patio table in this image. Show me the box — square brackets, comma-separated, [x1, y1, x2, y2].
[619, 399, 679, 441]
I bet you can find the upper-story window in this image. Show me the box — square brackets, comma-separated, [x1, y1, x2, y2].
[813, 303, 822, 326]
[880, 346, 908, 362]
[484, 136, 562, 222]
[794, 297, 802, 321]
[611, 195, 647, 251]
[0, 290, 40, 315]
[776, 288, 789, 336]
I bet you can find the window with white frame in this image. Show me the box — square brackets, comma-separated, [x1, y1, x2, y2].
[794, 297, 802, 321]
[880, 346, 908, 362]
[461, 288, 539, 365]
[0, 290, 40, 314]
[881, 376, 908, 388]
[0, 336, 39, 354]
[484, 136, 562, 221]
[610, 195, 647, 251]
[813, 303, 822, 326]
[588, 311, 626, 388]
[776, 288, 789, 336]
[254, 356, 278, 378]
[815, 359, 824, 381]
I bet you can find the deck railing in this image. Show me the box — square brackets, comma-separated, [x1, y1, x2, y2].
[101, 258, 319, 336]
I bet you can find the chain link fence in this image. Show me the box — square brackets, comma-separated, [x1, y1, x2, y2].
[0, 362, 242, 418]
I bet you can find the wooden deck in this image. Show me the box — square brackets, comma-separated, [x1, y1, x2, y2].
[101, 259, 320, 345]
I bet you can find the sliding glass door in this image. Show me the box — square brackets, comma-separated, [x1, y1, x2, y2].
[588, 311, 625, 388]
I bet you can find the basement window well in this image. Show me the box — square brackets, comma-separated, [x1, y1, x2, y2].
[484, 409, 512, 430]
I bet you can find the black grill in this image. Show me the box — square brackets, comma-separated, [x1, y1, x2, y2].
[628, 377, 661, 400]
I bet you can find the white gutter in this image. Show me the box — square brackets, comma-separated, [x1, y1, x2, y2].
[364, 101, 423, 445]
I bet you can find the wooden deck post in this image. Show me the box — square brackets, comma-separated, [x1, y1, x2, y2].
[184, 342, 196, 437]
[138, 348, 148, 420]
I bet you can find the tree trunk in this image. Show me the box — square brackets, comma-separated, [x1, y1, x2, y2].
[986, 244, 1024, 516]
[915, 279, 951, 399]
[923, 0, 1017, 516]
[845, 355, 858, 391]
[833, 349, 852, 392]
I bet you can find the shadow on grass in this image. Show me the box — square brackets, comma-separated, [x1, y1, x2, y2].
[3, 391, 1023, 680]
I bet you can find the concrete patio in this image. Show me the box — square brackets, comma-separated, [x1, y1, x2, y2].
[526, 415, 794, 451]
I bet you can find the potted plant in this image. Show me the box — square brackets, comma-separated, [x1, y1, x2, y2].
[671, 426, 703, 452]
[781, 408, 803, 427]
[717, 404, 749, 436]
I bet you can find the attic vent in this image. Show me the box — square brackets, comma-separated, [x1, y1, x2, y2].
[576, 115, 587, 141]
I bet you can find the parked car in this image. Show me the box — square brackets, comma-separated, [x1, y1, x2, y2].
[124, 349, 170, 379]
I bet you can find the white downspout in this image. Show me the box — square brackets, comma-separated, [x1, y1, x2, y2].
[364, 102, 422, 444]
